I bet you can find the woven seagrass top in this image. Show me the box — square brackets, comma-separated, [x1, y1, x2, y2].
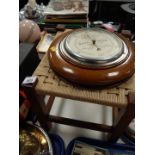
[33, 31, 135, 108]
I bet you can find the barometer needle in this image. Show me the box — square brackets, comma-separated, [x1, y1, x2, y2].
[85, 32, 101, 51]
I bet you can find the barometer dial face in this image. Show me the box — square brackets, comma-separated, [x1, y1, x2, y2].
[48, 28, 135, 86]
[64, 28, 124, 62]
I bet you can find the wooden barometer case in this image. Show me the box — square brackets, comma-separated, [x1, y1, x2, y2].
[48, 28, 135, 86]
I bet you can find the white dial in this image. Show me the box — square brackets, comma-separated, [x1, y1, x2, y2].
[65, 28, 123, 61]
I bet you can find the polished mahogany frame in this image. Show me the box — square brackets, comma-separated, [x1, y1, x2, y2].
[48, 30, 135, 86]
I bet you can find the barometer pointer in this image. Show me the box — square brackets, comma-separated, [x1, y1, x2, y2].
[85, 32, 101, 51]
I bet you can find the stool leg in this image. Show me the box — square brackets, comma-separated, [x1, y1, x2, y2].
[109, 92, 135, 142]
[36, 94, 55, 115]
[23, 85, 52, 131]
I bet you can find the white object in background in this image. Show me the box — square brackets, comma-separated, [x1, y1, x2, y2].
[37, 33, 54, 53]
[28, 0, 36, 8]
[121, 3, 135, 14]
[128, 119, 135, 134]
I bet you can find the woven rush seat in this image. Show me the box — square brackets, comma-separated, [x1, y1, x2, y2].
[33, 52, 134, 108]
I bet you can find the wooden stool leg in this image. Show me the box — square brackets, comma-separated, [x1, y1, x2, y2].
[23, 85, 52, 131]
[109, 92, 135, 142]
[36, 94, 55, 115]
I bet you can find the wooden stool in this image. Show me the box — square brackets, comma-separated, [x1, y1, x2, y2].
[23, 52, 134, 142]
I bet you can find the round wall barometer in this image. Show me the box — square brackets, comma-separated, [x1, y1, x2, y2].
[48, 28, 135, 86]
